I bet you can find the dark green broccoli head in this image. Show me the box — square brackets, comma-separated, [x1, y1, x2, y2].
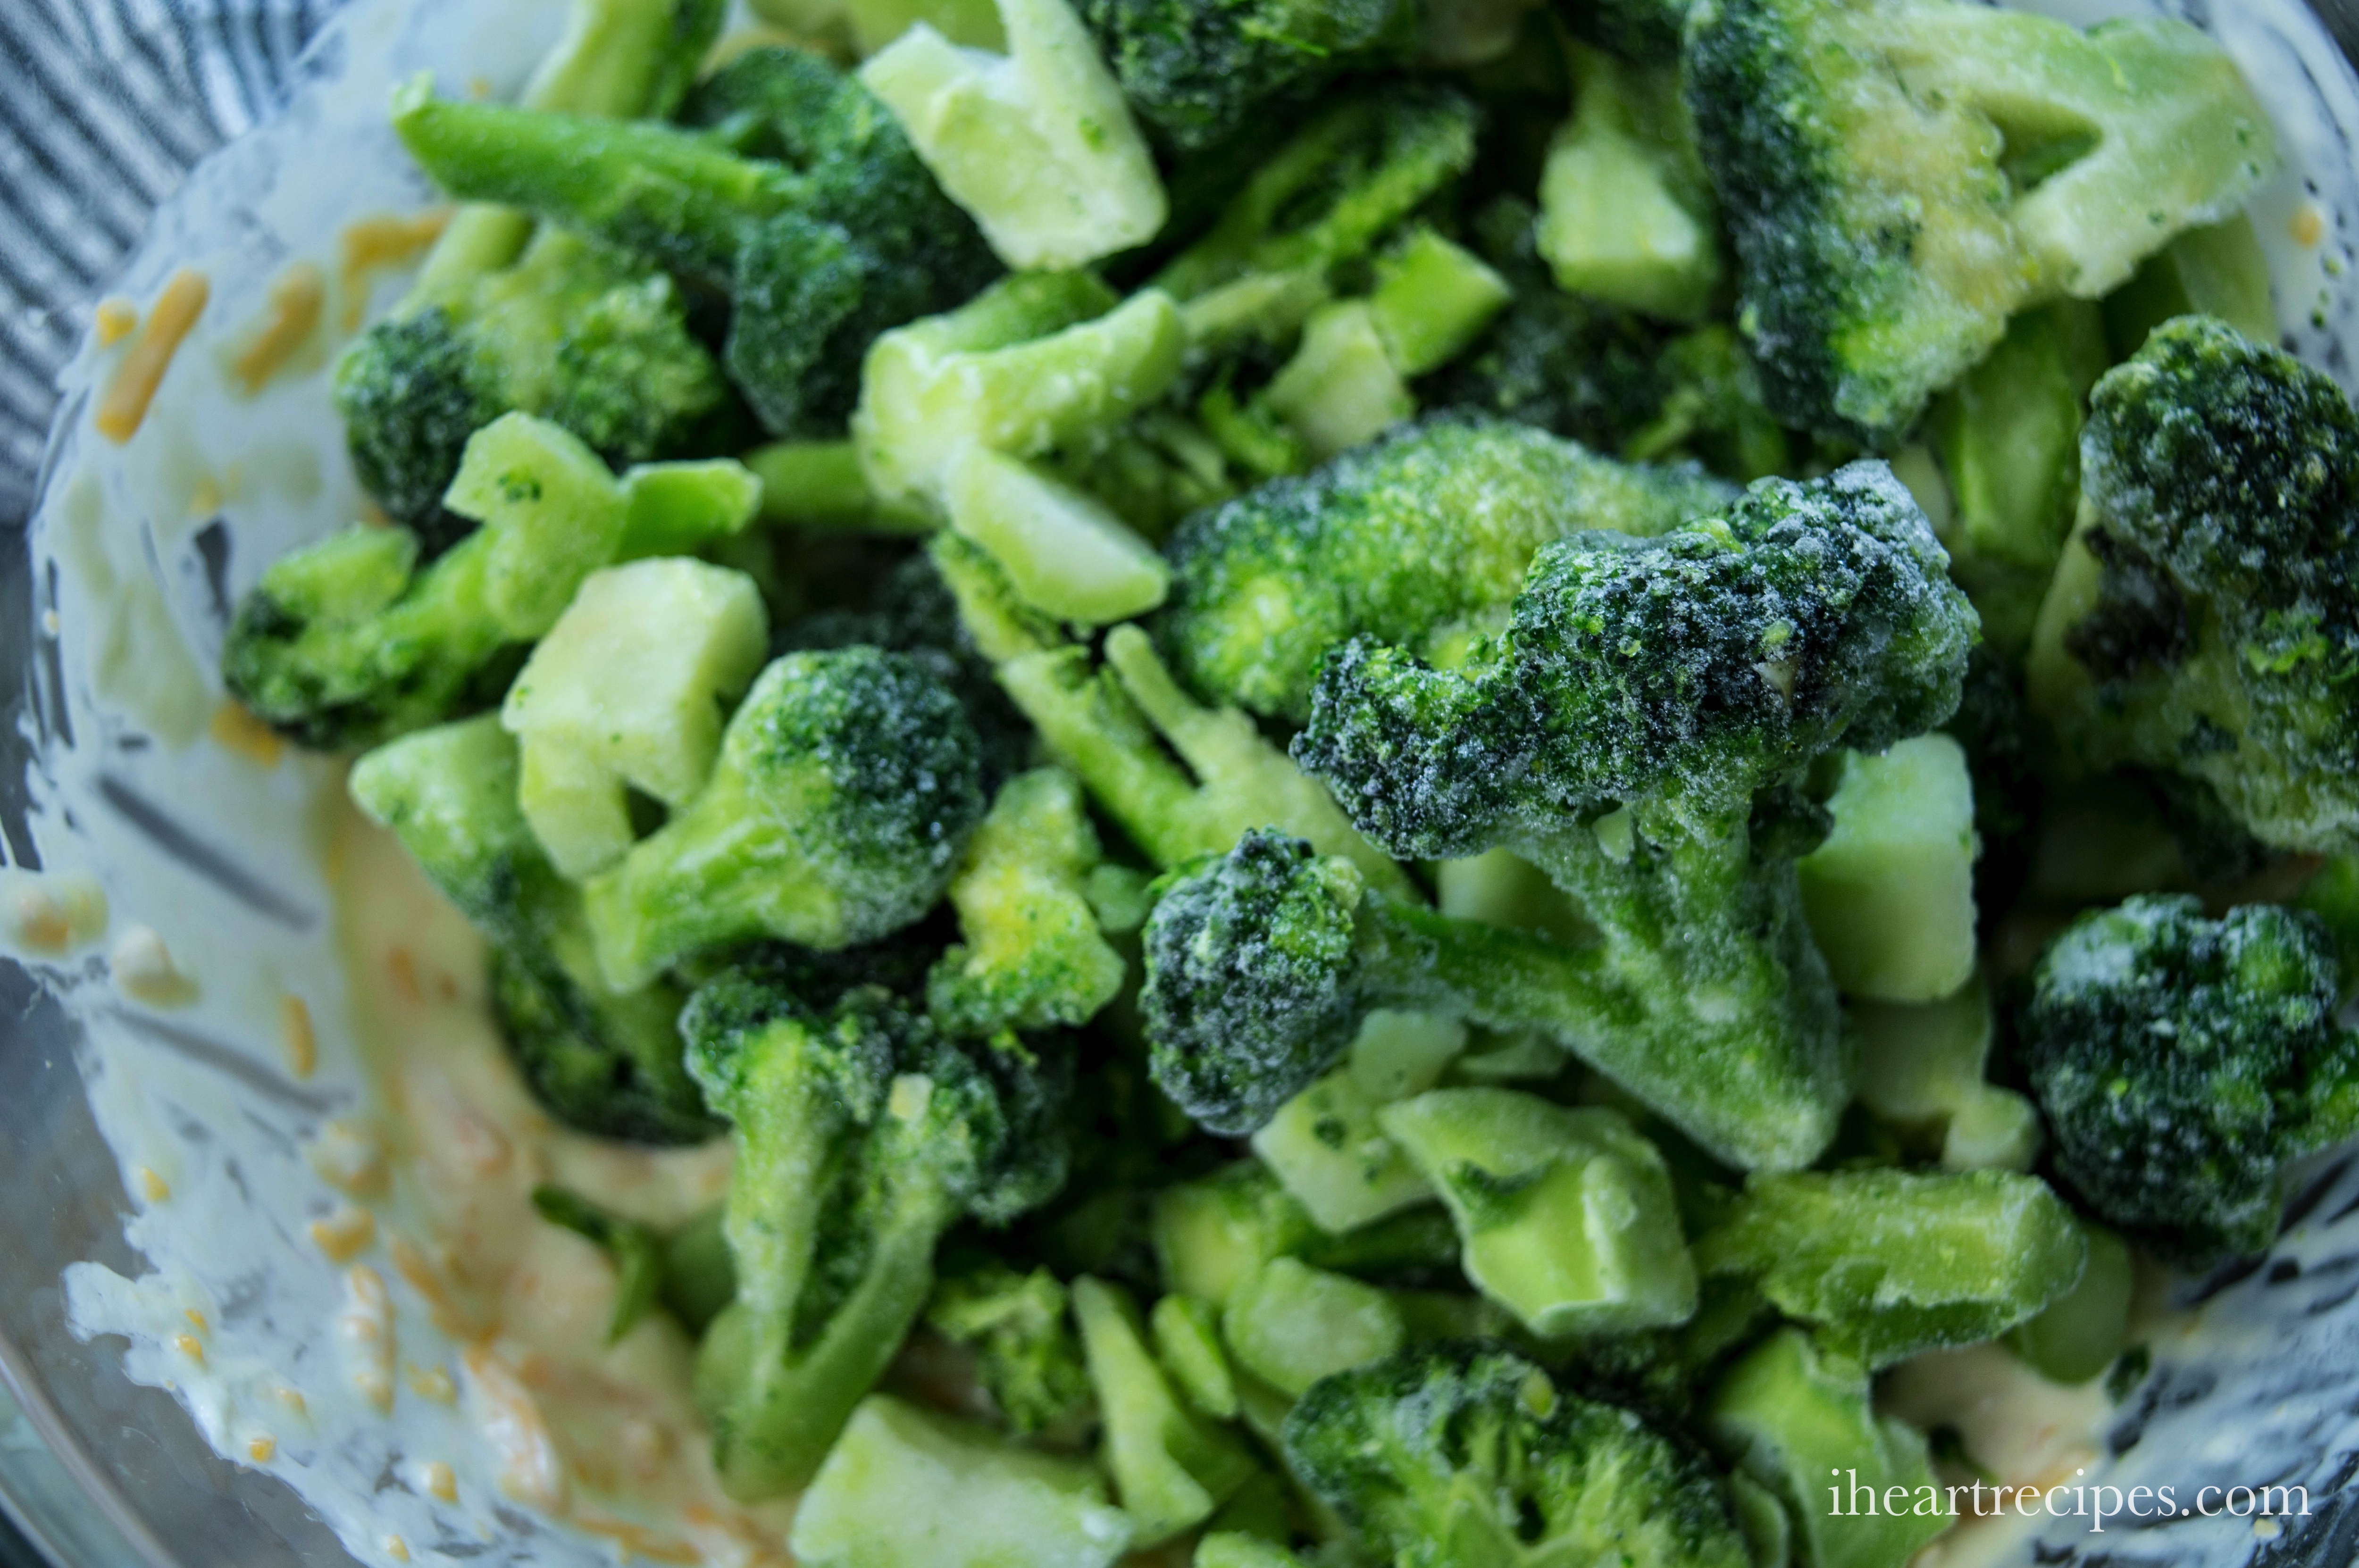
[490, 945, 714, 1144]
[1282, 1342, 1752, 1568]
[2022, 894, 2359, 1263]
[1140, 830, 1368, 1134]
[332, 311, 499, 542]
[1296, 461, 1977, 857]
[2041, 316, 2359, 853]
[1561, 0, 1690, 62]
[925, 1259, 1094, 1435]
[1078, 0, 1415, 150]
[1159, 414, 1732, 721]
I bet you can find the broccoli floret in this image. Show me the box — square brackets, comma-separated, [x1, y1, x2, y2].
[2027, 316, 2359, 854]
[684, 962, 1072, 1499]
[1282, 1342, 1752, 1568]
[1560, 0, 1687, 62]
[583, 646, 987, 991]
[1077, 0, 1414, 150]
[929, 535, 1412, 893]
[393, 48, 998, 439]
[348, 715, 713, 1143]
[790, 1395, 1133, 1568]
[925, 1258, 1096, 1435]
[1159, 414, 1733, 722]
[928, 768, 1129, 1036]
[860, 0, 1167, 270]
[1139, 828, 1843, 1169]
[1686, 0, 2276, 446]
[2020, 894, 2359, 1263]
[224, 413, 646, 750]
[1695, 1168, 2088, 1367]
[336, 231, 731, 546]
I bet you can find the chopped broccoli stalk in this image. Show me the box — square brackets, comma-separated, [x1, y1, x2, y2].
[1261, 301, 1415, 462]
[1152, 1160, 1320, 1307]
[1705, 1328, 1950, 1568]
[1367, 228, 1514, 379]
[1941, 1085, 2042, 1173]
[2102, 214, 2276, 358]
[684, 964, 1072, 1499]
[1078, 0, 1414, 150]
[1159, 414, 1733, 723]
[1221, 1258, 1406, 1397]
[2028, 317, 2359, 854]
[746, 440, 903, 531]
[930, 535, 1412, 889]
[583, 647, 986, 990]
[1150, 1293, 1239, 1419]
[395, 47, 998, 438]
[226, 413, 634, 750]
[1195, 1534, 1310, 1568]
[1434, 849, 1594, 949]
[1686, 0, 2277, 444]
[1283, 1343, 1752, 1568]
[926, 1259, 1095, 1435]
[928, 767, 1128, 1035]
[1376, 1088, 1698, 1336]
[336, 229, 730, 545]
[614, 459, 766, 560]
[2020, 894, 2359, 1263]
[860, 0, 1166, 269]
[1795, 735, 1979, 1002]
[1850, 976, 1991, 1129]
[2007, 1224, 2133, 1385]
[1248, 1067, 1436, 1233]
[1924, 301, 2108, 656]
[1072, 1276, 1262, 1546]
[789, 1395, 1133, 1568]
[945, 448, 1174, 622]
[1149, 89, 1480, 305]
[1346, 1010, 1467, 1102]
[661, 1206, 738, 1333]
[350, 716, 712, 1143]
[531, 1184, 666, 1342]
[500, 558, 769, 878]
[1696, 1169, 2088, 1368]
[1537, 43, 1720, 323]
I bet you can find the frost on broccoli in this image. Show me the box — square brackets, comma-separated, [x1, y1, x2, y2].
[925, 1259, 1095, 1435]
[1282, 1343, 1752, 1568]
[2028, 316, 2359, 855]
[1159, 414, 1732, 722]
[684, 962, 1071, 1498]
[1078, 0, 1414, 150]
[1686, 0, 2275, 445]
[2021, 895, 2359, 1263]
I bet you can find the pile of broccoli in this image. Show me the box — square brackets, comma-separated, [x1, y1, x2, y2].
[216, 0, 2359, 1559]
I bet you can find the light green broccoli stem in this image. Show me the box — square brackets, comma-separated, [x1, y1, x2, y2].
[745, 441, 918, 532]
[1706, 1327, 1951, 1568]
[1536, 42, 1721, 322]
[928, 767, 1128, 1034]
[1375, 1088, 1698, 1337]
[1149, 1294, 1239, 1419]
[1150, 1161, 1320, 1309]
[1849, 978, 2039, 1172]
[788, 1396, 1134, 1568]
[859, 0, 1166, 269]
[2102, 213, 2276, 356]
[660, 1207, 736, 1333]
[1072, 1276, 1261, 1547]
[614, 460, 766, 560]
[1221, 1257, 1406, 1396]
[2007, 1224, 2133, 1385]
[1696, 1169, 2089, 1368]
[1796, 734, 1980, 1003]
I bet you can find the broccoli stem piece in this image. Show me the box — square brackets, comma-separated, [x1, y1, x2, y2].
[583, 647, 986, 990]
[614, 459, 767, 560]
[1072, 1276, 1262, 1546]
[1248, 1064, 1438, 1233]
[1148, 1293, 1238, 1419]
[2006, 1224, 2133, 1385]
[1375, 1088, 1698, 1336]
[745, 440, 908, 531]
[2101, 214, 2275, 358]
[1794, 734, 1979, 1003]
[1221, 1257, 1407, 1397]
[1695, 1168, 2089, 1368]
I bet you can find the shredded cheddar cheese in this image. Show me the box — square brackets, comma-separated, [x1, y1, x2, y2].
[96, 270, 209, 443]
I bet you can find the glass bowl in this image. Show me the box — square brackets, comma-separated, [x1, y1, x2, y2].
[8, 4, 2359, 1568]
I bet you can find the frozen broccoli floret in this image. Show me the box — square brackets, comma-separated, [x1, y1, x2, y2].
[1072, 1275, 1262, 1545]
[1138, 829, 1842, 1168]
[349, 715, 712, 1143]
[1375, 1087, 1697, 1336]
[394, 47, 998, 438]
[928, 768, 1128, 1036]
[499, 556, 769, 879]
[1077, 0, 1413, 150]
[790, 1395, 1132, 1568]
[582, 647, 987, 990]
[1695, 1168, 2088, 1367]
[2020, 894, 2359, 1263]
[335, 230, 730, 547]
[1283, 1343, 1752, 1568]
[684, 963, 1072, 1498]
[1686, 0, 2276, 445]
[1159, 413, 1732, 722]
[925, 1258, 1095, 1435]
[2028, 316, 2359, 854]
[226, 413, 633, 751]
[930, 535, 1412, 893]
[861, 0, 1167, 270]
